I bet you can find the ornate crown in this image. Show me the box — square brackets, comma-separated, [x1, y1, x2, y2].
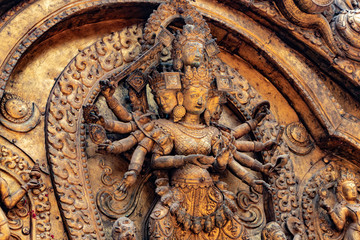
[338, 168, 357, 187]
[149, 70, 166, 93]
[176, 22, 206, 46]
[182, 64, 212, 89]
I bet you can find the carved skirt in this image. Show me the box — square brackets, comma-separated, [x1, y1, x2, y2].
[149, 183, 248, 240]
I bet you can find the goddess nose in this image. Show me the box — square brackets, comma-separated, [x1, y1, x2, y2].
[195, 48, 200, 56]
[198, 97, 203, 105]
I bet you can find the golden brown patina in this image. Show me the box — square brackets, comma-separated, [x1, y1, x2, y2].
[82, 13, 287, 239]
[1, 0, 360, 239]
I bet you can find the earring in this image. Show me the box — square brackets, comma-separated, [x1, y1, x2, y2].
[173, 105, 186, 122]
[173, 58, 183, 71]
[204, 109, 211, 126]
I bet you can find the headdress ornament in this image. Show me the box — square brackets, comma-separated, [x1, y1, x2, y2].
[149, 70, 182, 93]
[182, 64, 212, 89]
[338, 168, 357, 187]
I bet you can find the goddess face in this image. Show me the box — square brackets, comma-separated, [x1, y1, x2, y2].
[181, 41, 205, 67]
[155, 89, 178, 115]
[183, 86, 208, 115]
[342, 181, 358, 201]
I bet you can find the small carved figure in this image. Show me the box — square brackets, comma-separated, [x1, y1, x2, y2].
[112, 217, 136, 240]
[0, 164, 40, 240]
[262, 221, 303, 240]
[321, 169, 360, 240]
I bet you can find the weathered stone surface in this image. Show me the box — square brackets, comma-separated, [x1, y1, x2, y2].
[0, 0, 359, 239]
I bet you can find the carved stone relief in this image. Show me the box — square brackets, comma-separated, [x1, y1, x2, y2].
[0, 139, 50, 239]
[0, 0, 359, 239]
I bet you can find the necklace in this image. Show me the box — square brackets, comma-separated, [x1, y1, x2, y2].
[177, 122, 209, 139]
[179, 121, 206, 130]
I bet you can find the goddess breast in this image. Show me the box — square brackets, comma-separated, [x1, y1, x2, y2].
[172, 123, 218, 155]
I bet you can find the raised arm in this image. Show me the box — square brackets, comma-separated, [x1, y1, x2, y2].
[100, 80, 132, 122]
[98, 122, 154, 154]
[233, 120, 258, 139]
[328, 205, 347, 231]
[100, 118, 136, 134]
[227, 159, 270, 193]
[233, 150, 278, 176]
[118, 137, 155, 192]
[233, 102, 269, 139]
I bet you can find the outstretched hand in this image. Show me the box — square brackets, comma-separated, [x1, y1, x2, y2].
[262, 163, 276, 176]
[319, 188, 332, 212]
[97, 140, 113, 153]
[320, 200, 332, 212]
[185, 154, 215, 168]
[254, 107, 268, 123]
[263, 139, 277, 151]
[100, 79, 115, 98]
[253, 180, 274, 194]
[118, 170, 137, 193]
[253, 101, 270, 123]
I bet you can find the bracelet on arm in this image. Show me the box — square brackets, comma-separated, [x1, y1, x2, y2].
[128, 164, 141, 176]
[246, 119, 257, 130]
[130, 121, 137, 132]
[173, 155, 185, 168]
[21, 184, 29, 191]
[254, 142, 263, 152]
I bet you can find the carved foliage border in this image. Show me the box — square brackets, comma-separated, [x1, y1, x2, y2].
[237, 0, 360, 87]
[0, 0, 158, 97]
[224, 67, 299, 228]
[45, 24, 143, 239]
[222, 64, 300, 229]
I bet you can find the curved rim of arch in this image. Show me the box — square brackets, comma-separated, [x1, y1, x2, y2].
[1, 1, 359, 157]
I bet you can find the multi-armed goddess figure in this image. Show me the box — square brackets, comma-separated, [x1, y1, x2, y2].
[85, 16, 285, 240]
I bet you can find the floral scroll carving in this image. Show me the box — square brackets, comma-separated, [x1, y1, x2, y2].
[46, 24, 144, 239]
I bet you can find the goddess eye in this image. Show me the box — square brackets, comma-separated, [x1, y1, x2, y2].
[188, 46, 196, 52]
